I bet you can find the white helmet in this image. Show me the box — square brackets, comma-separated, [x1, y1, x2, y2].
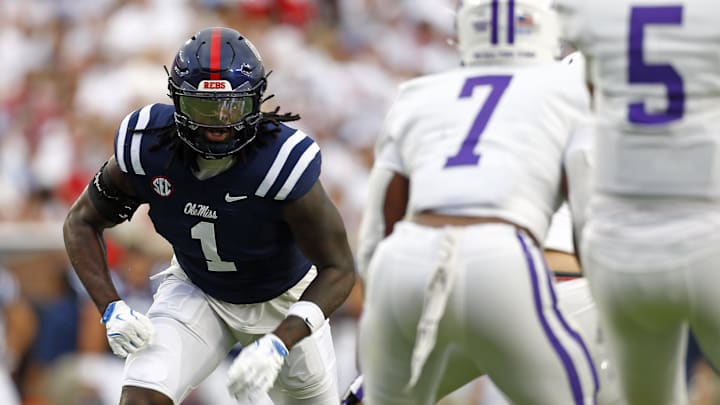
[456, 0, 560, 66]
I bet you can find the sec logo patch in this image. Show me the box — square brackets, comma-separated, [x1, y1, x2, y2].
[151, 176, 173, 197]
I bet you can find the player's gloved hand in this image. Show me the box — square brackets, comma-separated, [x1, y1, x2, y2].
[101, 300, 154, 358]
[227, 333, 288, 401]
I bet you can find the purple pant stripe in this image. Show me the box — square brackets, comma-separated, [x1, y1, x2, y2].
[491, 0, 499, 44]
[541, 257, 600, 404]
[516, 230, 584, 404]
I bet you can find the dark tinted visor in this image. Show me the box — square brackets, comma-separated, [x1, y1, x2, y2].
[178, 95, 255, 126]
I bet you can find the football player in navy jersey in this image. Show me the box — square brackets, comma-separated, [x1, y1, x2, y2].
[63, 27, 356, 405]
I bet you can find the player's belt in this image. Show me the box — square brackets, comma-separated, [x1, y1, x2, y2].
[553, 271, 583, 282]
[410, 212, 539, 246]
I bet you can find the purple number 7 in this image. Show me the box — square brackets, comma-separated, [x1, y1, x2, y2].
[445, 75, 512, 167]
[628, 6, 684, 124]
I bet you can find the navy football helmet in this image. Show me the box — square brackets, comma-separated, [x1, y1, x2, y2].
[168, 27, 267, 159]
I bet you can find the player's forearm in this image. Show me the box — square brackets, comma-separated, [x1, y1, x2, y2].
[274, 266, 355, 349]
[63, 214, 121, 313]
[301, 265, 356, 319]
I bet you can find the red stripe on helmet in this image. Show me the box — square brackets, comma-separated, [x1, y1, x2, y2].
[209, 28, 222, 80]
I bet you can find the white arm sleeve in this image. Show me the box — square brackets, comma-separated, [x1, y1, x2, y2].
[356, 165, 395, 281]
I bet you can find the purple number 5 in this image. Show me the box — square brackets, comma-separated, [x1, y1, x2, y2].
[628, 6, 684, 124]
[445, 75, 512, 167]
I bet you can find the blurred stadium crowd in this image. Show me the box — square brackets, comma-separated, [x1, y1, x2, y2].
[0, 0, 463, 403]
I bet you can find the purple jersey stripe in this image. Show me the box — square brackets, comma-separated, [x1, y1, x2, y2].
[491, 0, 499, 45]
[508, 0, 515, 44]
[516, 230, 584, 404]
[541, 257, 600, 403]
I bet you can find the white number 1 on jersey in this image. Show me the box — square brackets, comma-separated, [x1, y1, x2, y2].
[190, 221, 238, 272]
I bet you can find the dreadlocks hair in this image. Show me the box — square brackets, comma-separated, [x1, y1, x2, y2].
[144, 103, 301, 171]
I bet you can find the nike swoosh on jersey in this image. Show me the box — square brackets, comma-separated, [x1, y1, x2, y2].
[225, 193, 248, 202]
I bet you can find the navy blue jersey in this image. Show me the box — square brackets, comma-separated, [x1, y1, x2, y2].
[113, 103, 321, 304]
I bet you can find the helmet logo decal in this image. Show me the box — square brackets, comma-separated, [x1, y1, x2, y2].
[199, 80, 231, 91]
[240, 63, 253, 75]
[516, 13, 537, 35]
[151, 176, 173, 197]
[209, 27, 222, 80]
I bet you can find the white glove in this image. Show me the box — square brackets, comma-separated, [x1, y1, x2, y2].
[101, 300, 154, 358]
[227, 333, 288, 401]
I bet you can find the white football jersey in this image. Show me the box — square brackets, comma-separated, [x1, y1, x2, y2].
[558, 0, 720, 198]
[374, 60, 591, 242]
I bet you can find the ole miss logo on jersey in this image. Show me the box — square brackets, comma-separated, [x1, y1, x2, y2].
[198, 80, 231, 91]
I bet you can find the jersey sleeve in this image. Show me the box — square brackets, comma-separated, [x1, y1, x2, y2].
[374, 134, 403, 174]
[113, 103, 157, 176]
[372, 85, 410, 175]
[254, 129, 321, 201]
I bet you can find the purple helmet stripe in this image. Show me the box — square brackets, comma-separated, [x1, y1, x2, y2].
[516, 230, 585, 404]
[541, 254, 600, 403]
[491, 0, 499, 44]
[508, 0, 515, 44]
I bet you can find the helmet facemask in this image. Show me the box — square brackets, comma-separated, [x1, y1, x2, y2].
[169, 77, 266, 159]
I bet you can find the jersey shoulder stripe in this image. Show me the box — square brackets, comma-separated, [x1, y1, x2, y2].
[255, 129, 321, 200]
[114, 103, 157, 175]
[255, 130, 306, 196]
[275, 141, 320, 200]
